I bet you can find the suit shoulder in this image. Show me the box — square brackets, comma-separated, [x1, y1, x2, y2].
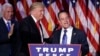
[73, 27, 86, 35]
[52, 29, 61, 35]
[23, 16, 31, 21]
[19, 16, 33, 29]
[20, 16, 31, 24]
[0, 18, 3, 22]
[73, 27, 83, 32]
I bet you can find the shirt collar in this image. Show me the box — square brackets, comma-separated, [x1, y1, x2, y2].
[31, 15, 38, 23]
[62, 26, 73, 32]
[3, 17, 11, 24]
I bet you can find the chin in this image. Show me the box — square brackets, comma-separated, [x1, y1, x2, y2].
[7, 18, 11, 20]
[63, 26, 67, 28]
[39, 18, 43, 20]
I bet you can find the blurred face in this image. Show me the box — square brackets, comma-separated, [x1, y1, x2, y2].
[58, 12, 71, 29]
[32, 7, 44, 21]
[3, 6, 13, 20]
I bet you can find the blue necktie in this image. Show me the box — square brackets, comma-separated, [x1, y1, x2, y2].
[62, 30, 67, 44]
[7, 22, 11, 32]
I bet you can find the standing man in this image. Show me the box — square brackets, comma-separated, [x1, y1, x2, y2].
[0, 3, 19, 56]
[50, 10, 89, 56]
[19, 2, 45, 56]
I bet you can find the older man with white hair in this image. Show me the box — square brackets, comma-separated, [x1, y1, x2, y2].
[0, 3, 19, 56]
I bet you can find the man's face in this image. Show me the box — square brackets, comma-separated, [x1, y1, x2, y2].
[33, 7, 44, 20]
[58, 12, 71, 29]
[3, 7, 13, 20]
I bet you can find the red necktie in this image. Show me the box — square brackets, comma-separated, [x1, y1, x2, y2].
[36, 21, 44, 43]
[36, 21, 40, 30]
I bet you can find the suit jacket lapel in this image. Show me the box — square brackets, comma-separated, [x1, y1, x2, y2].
[58, 30, 61, 44]
[57, 29, 61, 44]
[71, 28, 77, 44]
[28, 16, 40, 34]
[0, 18, 8, 32]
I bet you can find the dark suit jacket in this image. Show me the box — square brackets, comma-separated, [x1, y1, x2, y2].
[19, 15, 42, 56]
[0, 18, 19, 56]
[50, 27, 89, 56]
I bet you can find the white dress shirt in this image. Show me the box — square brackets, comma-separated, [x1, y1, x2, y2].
[3, 17, 11, 28]
[60, 26, 73, 44]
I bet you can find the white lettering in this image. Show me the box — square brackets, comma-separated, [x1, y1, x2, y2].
[68, 48, 74, 53]
[52, 53, 57, 56]
[46, 53, 50, 56]
[66, 54, 70, 56]
[59, 54, 64, 56]
[51, 48, 57, 52]
[59, 48, 66, 52]
[43, 47, 49, 52]
[36, 47, 41, 52]
[39, 53, 43, 56]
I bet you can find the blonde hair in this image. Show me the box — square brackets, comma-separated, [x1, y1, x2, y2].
[30, 2, 44, 11]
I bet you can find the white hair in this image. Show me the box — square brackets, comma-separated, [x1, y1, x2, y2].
[0, 3, 13, 17]
[2, 3, 13, 11]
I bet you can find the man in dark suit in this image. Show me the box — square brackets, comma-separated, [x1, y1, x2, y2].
[0, 3, 19, 56]
[50, 10, 89, 56]
[19, 2, 45, 56]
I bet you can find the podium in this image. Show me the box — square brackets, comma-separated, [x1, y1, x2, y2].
[28, 44, 81, 56]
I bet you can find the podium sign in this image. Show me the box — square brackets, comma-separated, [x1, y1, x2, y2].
[28, 44, 81, 56]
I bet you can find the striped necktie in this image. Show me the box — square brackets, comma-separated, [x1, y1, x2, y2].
[62, 29, 67, 44]
[7, 21, 11, 32]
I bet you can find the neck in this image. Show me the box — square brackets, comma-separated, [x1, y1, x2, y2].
[3, 17, 11, 21]
[63, 25, 71, 29]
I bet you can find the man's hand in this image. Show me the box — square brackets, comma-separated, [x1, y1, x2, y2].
[8, 24, 14, 39]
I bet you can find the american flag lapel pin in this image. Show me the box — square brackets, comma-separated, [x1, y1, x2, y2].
[73, 32, 76, 36]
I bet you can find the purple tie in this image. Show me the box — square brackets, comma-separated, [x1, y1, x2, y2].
[62, 29, 67, 44]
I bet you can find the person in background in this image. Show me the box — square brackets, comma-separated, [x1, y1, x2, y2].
[0, 3, 19, 56]
[50, 10, 89, 56]
[19, 2, 45, 56]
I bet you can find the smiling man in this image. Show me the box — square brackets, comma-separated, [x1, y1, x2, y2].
[19, 2, 45, 56]
[50, 10, 89, 56]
